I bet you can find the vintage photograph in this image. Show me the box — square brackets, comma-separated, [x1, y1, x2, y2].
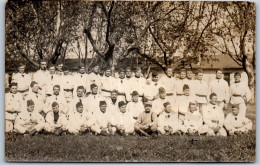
[5, 0, 256, 162]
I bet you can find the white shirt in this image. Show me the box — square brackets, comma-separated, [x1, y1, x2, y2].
[143, 80, 160, 100]
[85, 94, 105, 114]
[5, 92, 23, 112]
[158, 111, 179, 127]
[24, 92, 45, 113]
[184, 111, 203, 130]
[230, 81, 251, 104]
[203, 103, 224, 127]
[12, 73, 31, 91]
[175, 78, 189, 95]
[33, 69, 49, 90]
[209, 79, 230, 102]
[194, 80, 209, 104]
[130, 77, 146, 96]
[152, 97, 176, 115]
[224, 113, 252, 131]
[177, 95, 195, 115]
[126, 101, 145, 118]
[159, 75, 175, 94]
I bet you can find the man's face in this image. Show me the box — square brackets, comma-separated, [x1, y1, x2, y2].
[77, 89, 84, 97]
[132, 95, 139, 102]
[234, 75, 241, 83]
[125, 69, 132, 77]
[77, 106, 84, 113]
[187, 71, 193, 79]
[18, 66, 25, 74]
[184, 88, 190, 96]
[105, 70, 111, 77]
[93, 66, 99, 73]
[197, 73, 203, 81]
[180, 71, 186, 79]
[159, 92, 166, 99]
[40, 62, 47, 70]
[119, 105, 126, 113]
[92, 87, 98, 94]
[79, 67, 85, 74]
[145, 105, 152, 113]
[49, 67, 55, 74]
[216, 70, 222, 79]
[232, 107, 239, 116]
[152, 75, 159, 82]
[57, 65, 63, 71]
[111, 92, 118, 100]
[52, 105, 59, 113]
[10, 86, 18, 94]
[166, 69, 173, 77]
[100, 105, 107, 113]
[210, 96, 218, 104]
[27, 105, 34, 112]
[189, 104, 197, 113]
[119, 72, 125, 79]
[53, 87, 60, 95]
[135, 70, 142, 78]
[32, 84, 39, 93]
[165, 105, 171, 113]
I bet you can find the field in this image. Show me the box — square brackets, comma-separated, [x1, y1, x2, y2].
[5, 105, 256, 162]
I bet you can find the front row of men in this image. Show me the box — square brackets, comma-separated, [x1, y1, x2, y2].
[10, 90, 252, 137]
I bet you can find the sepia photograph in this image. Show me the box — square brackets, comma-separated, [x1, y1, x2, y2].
[5, 0, 256, 162]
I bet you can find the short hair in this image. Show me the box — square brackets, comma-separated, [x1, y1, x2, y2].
[125, 67, 131, 71]
[27, 100, 34, 106]
[78, 64, 85, 69]
[135, 67, 141, 72]
[48, 64, 55, 69]
[152, 71, 158, 77]
[118, 68, 125, 73]
[111, 90, 118, 95]
[118, 101, 126, 108]
[216, 68, 223, 73]
[144, 101, 152, 107]
[76, 102, 83, 108]
[90, 84, 98, 90]
[189, 102, 196, 107]
[183, 84, 190, 91]
[231, 104, 239, 109]
[234, 72, 241, 77]
[105, 67, 111, 71]
[163, 101, 171, 107]
[39, 59, 46, 63]
[17, 63, 25, 68]
[10, 82, 18, 87]
[53, 85, 60, 89]
[56, 61, 63, 66]
[30, 81, 38, 88]
[131, 91, 139, 96]
[180, 68, 186, 73]
[159, 87, 166, 94]
[77, 86, 85, 90]
[99, 101, 107, 107]
[52, 102, 59, 108]
[196, 69, 203, 74]
[209, 93, 217, 99]
[186, 68, 192, 73]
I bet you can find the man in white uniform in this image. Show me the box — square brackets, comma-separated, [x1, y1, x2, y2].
[87, 65, 102, 93]
[143, 71, 160, 101]
[32, 59, 49, 94]
[85, 84, 104, 114]
[126, 91, 145, 119]
[175, 69, 188, 99]
[73, 64, 88, 94]
[159, 67, 176, 101]
[44, 85, 66, 113]
[101, 67, 116, 98]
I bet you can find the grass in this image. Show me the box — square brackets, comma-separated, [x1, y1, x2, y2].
[5, 104, 256, 162]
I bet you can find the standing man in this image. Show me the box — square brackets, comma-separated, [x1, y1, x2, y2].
[130, 67, 146, 101]
[106, 90, 121, 114]
[144, 71, 160, 101]
[46, 64, 60, 96]
[61, 66, 74, 96]
[101, 67, 116, 98]
[194, 69, 209, 114]
[86, 84, 104, 115]
[229, 72, 251, 117]
[186, 69, 195, 97]
[209, 69, 230, 109]
[55, 62, 64, 76]
[87, 65, 102, 93]
[11, 63, 31, 96]
[115, 68, 127, 102]
[159, 67, 176, 101]
[74, 64, 88, 94]
[5, 83, 23, 132]
[175, 69, 188, 99]
[124, 67, 134, 102]
[33, 59, 49, 95]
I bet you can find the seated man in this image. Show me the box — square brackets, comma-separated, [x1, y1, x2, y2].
[92, 101, 114, 136]
[67, 102, 94, 135]
[44, 102, 69, 136]
[203, 93, 227, 137]
[183, 102, 208, 135]
[14, 100, 45, 135]
[5, 82, 23, 132]
[126, 91, 145, 119]
[157, 102, 182, 135]
[134, 101, 158, 136]
[112, 101, 135, 136]
[224, 104, 252, 135]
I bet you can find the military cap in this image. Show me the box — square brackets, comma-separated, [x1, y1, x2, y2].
[52, 102, 59, 107]
[209, 92, 217, 99]
[159, 87, 166, 94]
[90, 83, 98, 90]
[53, 85, 60, 89]
[10, 82, 18, 87]
[234, 72, 241, 77]
[152, 71, 158, 77]
[77, 86, 85, 90]
[135, 67, 141, 72]
[39, 59, 47, 63]
[99, 100, 107, 106]
[183, 84, 190, 91]
[76, 102, 83, 108]
[131, 91, 139, 96]
[231, 104, 239, 109]
[30, 81, 38, 88]
[118, 101, 126, 108]
[163, 101, 171, 107]
[118, 68, 125, 73]
[144, 101, 152, 106]
[27, 99, 35, 106]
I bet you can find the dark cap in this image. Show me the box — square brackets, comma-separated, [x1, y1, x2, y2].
[163, 101, 170, 107]
[183, 84, 190, 91]
[77, 86, 85, 90]
[118, 101, 126, 108]
[30, 81, 38, 88]
[231, 104, 239, 109]
[152, 71, 158, 77]
[52, 102, 59, 107]
[76, 102, 83, 108]
[27, 100, 35, 106]
[99, 100, 107, 107]
[131, 91, 139, 96]
[10, 82, 18, 87]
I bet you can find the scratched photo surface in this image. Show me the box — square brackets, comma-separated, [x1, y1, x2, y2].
[5, 0, 256, 162]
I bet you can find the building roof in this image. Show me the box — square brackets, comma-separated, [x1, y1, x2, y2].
[192, 55, 242, 69]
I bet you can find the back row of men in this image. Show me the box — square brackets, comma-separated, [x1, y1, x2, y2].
[5, 59, 252, 136]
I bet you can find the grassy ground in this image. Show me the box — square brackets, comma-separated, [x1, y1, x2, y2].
[5, 104, 256, 162]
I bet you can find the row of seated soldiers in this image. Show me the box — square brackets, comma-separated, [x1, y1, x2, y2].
[6, 81, 252, 136]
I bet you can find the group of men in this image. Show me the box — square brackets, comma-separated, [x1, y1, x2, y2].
[5, 59, 253, 136]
